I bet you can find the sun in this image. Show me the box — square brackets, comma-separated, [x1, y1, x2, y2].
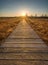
[21, 11, 26, 16]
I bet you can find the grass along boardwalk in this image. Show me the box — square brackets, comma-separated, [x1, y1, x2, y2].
[0, 19, 48, 65]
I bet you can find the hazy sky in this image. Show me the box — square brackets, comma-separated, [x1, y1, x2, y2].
[0, 0, 48, 17]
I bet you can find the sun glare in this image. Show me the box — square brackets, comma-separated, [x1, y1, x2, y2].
[21, 11, 26, 16]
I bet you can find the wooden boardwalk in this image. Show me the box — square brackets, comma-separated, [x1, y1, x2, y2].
[0, 19, 48, 65]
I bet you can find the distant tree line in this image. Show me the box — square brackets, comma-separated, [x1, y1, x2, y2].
[31, 14, 48, 17]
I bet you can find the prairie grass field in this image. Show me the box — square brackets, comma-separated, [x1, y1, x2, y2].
[0, 17, 48, 45]
[27, 17, 48, 45]
[0, 17, 20, 42]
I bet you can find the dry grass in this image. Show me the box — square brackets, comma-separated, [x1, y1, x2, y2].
[27, 18, 48, 45]
[0, 17, 20, 42]
[0, 17, 48, 45]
